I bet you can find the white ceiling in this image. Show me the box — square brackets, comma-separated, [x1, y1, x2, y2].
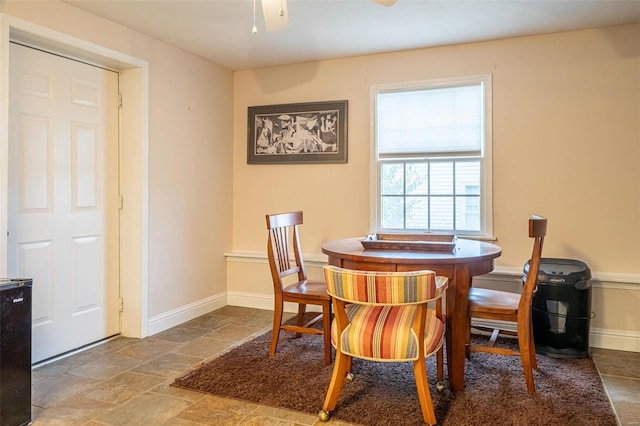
[64, 0, 640, 70]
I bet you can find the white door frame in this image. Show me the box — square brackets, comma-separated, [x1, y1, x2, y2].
[0, 14, 150, 338]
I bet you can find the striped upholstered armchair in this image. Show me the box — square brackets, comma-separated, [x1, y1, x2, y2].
[318, 265, 448, 426]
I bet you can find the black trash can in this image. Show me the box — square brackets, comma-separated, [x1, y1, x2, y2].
[524, 258, 592, 359]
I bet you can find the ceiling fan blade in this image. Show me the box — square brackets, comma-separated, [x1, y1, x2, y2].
[262, 0, 289, 31]
[371, 0, 398, 6]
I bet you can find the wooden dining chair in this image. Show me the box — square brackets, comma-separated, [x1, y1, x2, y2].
[266, 211, 332, 365]
[467, 215, 547, 394]
[318, 265, 448, 426]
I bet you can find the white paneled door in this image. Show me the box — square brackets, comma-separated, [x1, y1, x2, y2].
[8, 43, 120, 363]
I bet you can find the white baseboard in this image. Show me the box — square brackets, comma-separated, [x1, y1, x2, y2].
[471, 318, 518, 333]
[471, 318, 640, 353]
[226, 291, 273, 311]
[148, 291, 639, 353]
[590, 327, 640, 353]
[147, 290, 320, 337]
[226, 290, 322, 313]
[230, 292, 639, 353]
[147, 293, 227, 336]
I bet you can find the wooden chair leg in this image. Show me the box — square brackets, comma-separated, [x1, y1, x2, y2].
[528, 320, 538, 370]
[270, 297, 284, 357]
[322, 301, 332, 365]
[529, 345, 538, 373]
[465, 318, 472, 360]
[295, 303, 307, 338]
[322, 351, 351, 413]
[518, 333, 536, 395]
[413, 355, 437, 426]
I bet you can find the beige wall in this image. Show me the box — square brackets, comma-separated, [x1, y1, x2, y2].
[230, 24, 640, 351]
[1, 1, 234, 320]
[1, 0, 638, 351]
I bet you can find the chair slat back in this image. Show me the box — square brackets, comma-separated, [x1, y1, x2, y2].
[324, 265, 440, 305]
[266, 211, 306, 288]
[271, 226, 294, 273]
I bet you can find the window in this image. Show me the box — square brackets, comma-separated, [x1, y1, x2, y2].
[373, 75, 492, 237]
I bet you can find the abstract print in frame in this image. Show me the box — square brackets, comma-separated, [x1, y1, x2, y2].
[247, 100, 348, 164]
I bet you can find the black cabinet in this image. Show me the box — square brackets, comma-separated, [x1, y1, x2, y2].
[0, 278, 32, 426]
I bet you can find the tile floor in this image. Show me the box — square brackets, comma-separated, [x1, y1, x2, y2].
[30, 306, 638, 426]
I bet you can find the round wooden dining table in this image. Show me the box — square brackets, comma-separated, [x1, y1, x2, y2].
[321, 236, 502, 392]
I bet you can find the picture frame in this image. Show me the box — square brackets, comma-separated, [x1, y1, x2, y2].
[247, 100, 348, 164]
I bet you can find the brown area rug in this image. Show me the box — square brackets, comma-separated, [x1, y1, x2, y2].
[172, 330, 617, 426]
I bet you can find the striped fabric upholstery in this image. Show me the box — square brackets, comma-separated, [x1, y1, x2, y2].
[324, 266, 437, 305]
[324, 265, 447, 362]
[330, 304, 445, 361]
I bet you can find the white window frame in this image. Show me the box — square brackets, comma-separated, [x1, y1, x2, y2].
[369, 74, 493, 238]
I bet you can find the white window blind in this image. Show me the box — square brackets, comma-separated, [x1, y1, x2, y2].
[377, 84, 483, 156]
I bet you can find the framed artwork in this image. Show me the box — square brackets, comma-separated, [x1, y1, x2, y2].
[247, 100, 348, 164]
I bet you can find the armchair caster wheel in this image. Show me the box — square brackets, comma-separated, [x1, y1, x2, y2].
[318, 410, 330, 422]
[346, 372, 354, 381]
[436, 382, 445, 392]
